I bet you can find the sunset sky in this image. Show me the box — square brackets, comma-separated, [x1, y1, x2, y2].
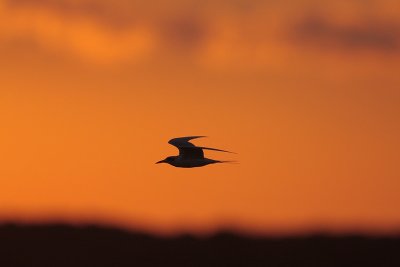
[1, 0, 400, 235]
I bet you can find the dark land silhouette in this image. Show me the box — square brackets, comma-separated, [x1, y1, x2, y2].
[1, 223, 399, 267]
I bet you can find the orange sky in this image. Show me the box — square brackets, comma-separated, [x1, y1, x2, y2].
[1, 0, 400, 235]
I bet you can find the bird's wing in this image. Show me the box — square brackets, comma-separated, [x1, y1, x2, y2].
[196, 147, 235, 154]
[168, 136, 235, 159]
[168, 136, 206, 159]
[168, 136, 206, 148]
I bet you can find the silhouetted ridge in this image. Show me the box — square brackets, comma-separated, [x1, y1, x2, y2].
[1, 223, 400, 267]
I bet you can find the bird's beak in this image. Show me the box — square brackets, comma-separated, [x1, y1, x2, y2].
[156, 160, 165, 164]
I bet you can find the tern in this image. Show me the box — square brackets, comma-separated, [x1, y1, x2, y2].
[156, 136, 235, 168]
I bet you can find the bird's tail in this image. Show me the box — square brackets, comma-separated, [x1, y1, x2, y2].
[217, 160, 239, 164]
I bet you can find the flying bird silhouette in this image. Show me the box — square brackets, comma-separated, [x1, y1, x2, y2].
[156, 136, 235, 168]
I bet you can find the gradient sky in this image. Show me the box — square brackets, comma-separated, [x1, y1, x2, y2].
[1, 0, 400, 235]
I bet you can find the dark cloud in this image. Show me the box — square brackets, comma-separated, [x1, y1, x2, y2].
[292, 15, 400, 52]
[158, 16, 209, 51]
[5, 0, 210, 50]
[6, 0, 108, 16]
[4, 0, 139, 29]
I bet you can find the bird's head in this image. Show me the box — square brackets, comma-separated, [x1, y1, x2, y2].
[156, 156, 177, 165]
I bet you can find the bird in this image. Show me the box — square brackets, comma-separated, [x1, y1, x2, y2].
[156, 136, 235, 168]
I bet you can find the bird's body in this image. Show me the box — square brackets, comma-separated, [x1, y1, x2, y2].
[162, 156, 220, 168]
[156, 136, 235, 168]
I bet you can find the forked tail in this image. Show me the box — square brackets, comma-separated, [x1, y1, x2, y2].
[217, 160, 239, 164]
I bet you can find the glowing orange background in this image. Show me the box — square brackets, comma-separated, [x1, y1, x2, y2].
[1, 0, 399, 235]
